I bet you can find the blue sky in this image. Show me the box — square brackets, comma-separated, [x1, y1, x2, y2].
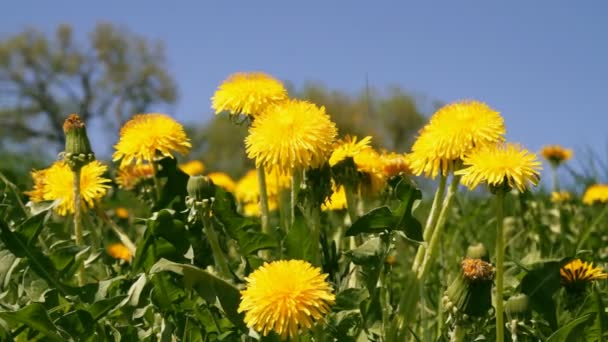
[2, 1, 607, 178]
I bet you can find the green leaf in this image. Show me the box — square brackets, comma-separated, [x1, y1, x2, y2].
[392, 180, 423, 241]
[154, 157, 189, 212]
[150, 258, 246, 330]
[88, 295, 128, 321]
[386, 271, 420, 341]
[0, 248, 19, 289]
[55, 310, 95, 339]
[519, 260, 562, 330]
[546, 313, 593, 342]
[284, 208, 318, 263]
[345, 207, 395, 236]
[0, 302, 66, 341]
[15, 210, 48, 246]
[347, 237, 382, 265]
[334, 288, 369, 311]
[0, 220, 76, 296]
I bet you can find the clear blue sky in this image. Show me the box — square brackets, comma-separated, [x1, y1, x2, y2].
[2, 1, 607, 175]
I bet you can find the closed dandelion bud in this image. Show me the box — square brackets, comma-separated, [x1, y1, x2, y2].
[63, 114, 95, 170]
[504, 293, 529, 317]
[466, 243, 489, 261]
[187, 175, 216, 202]
[445, 257, 495, 317]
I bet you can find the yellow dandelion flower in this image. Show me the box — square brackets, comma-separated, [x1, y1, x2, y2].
[322, 185, 347, 211]
[211, 72, 288, 118]
[238, 260, 335, 339]
[408, 101, 506, 178]
[113, 113, 191, 167]
[243, 199, 279, 217]
[115, 164, 155, 190]
[207, 172, 237, 193]
[234, 169, 289, 216]
[582, 184, 608, 205]
[245, 100, 338, 174]
[541, 145, 573, 165]
[41, 161, 110, 216]
[380, 152, 411, 178]
[107, 243, 132, 262]
[551, 191, 572, 204]
[235, 170, 260, 204]
[560, 259, 607, 292]
[115, 207, 130, 219]
[25, 169, 48, 202]
[329, 136, 373, 167]
[179, 160, 206, 176]
[455, 143, 541, 192]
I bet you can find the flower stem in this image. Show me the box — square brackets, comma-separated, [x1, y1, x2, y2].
[152, 161, 162, 202]
[73, 168, 85, 286]
[200, 208, 230, 278]
[412, 174, 447, 272]
[94, 207, 137, 256]
[256, 166, 271, 235]
[290, 169, 302, 227]
[450, 324, 465, 342]
[551, 164, 559, 192]
[495, 192, 506, 342]
[417, 175, 461, 280]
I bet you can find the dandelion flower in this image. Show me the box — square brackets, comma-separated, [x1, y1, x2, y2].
[551, 191, 572, 204]
[322, 185, 347, 211]
[541, 145, 573, 165]
[207, 172, 237, 193]
[107, 243, 132, 262]
[582, 184, 608, 205]
[329, 136, 373, 167]
[380, 152, 411, 178]
[115, 207, 130, 219]
[560, 259, 607, 292]
[211, 72, 288, 118]
[31, 161, 110, 216]
[455, 143, 541, 192]
[113, 114, 191, 168]
[25, 169, 48, 202]
[408, 101, 506, 178]
[461, 258, 495, 282]
[246, 100, 337, 174]
[238, 260, 335, 339]
[115, 164, 155, 190]
[234, 169, 288, 216]
[179, 160, 206, 176]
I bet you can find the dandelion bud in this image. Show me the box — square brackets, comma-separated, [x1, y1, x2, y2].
[466, 243, 489, 261]
[63, 114, 95, 170]
[187, 175, 216, 202]
[445, 257, 494, 317]
[505, 293, 529, 317]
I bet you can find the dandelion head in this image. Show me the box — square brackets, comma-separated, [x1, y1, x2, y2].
[245, 100, 337, 174]
[541, 145, 573, 166]
[179, 160, 206, 176]
[107, 243, 132, 262]
[560, 259, 607, 292]
[455, 143, 541, 193]
[551, 191, 572, 204]
[113, 113, 191, 167]
[582, 184, 608, 205]
[238, 260, 335, 339]
[211, 72, 288, 118]
[115, 164, 155, 190]
[207, 172, 237, 193]
[329, 136, 373, 167]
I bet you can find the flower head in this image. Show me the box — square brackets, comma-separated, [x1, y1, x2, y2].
[455, 143, 541, 192]
[115, 207, 130, 219]
[113, 113, 191, 167]
[27, 161, 111, 216]
[238, 260, 335, 339]
[582, 184, 608, 205]
[380, 152, 411, 178]
[461, 258, 495, 282]
[322, 185, 347, 211]
[179, 160, 206, 176]
[551, 191, 572, 204]
[234, 169, 288, 216]
[211, 72, 288, 118]
[329, 136, 373, 167]
[246, 100, 337, 174]
[107, 243, 132, 262]
[560, 259, 607, 292]
[207, 172, 237, 193]
[408, 101, 506, 178]
[541, 145, 573, 166]
[115, 164, 155, 190]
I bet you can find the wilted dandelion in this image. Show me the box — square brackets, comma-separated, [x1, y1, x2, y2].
[27, 161, 110, 216]
[245, 100, 337, 175]
[113, 113, 191, 167]
[582, 184, 608, 205]
[408, 101, 506, 178]
[238, 260, 335, 339]
[211, 72, 288, 118]
[560, 259, 607, 292]
[107, 243, 132, 262]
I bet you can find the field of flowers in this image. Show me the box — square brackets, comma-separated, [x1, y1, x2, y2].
[0, 72, 607, 341]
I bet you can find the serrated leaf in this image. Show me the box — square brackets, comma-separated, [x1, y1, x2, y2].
[0, 302, 66, 341]
[346, 207, 395, 237]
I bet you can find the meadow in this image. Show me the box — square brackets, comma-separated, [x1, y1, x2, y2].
[0, 72, 606, 341]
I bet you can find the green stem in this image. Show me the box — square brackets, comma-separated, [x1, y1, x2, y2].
[495, 192, 506, 342]
[152, 161, 162, 202]
[344, 183, 363, 246]
[417, 175, 461, 280]
[256, 166, 271, 235]
[290, 169, 302, 228]
[73, 168, 85, 286]
[450, 324, 465, 342]
[412, 174, 447, 272]
[94, 207, 137, 257]
[200, 208, 230, 278]
[576, 205, 608, 251]
[551, 164, 559, 192]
